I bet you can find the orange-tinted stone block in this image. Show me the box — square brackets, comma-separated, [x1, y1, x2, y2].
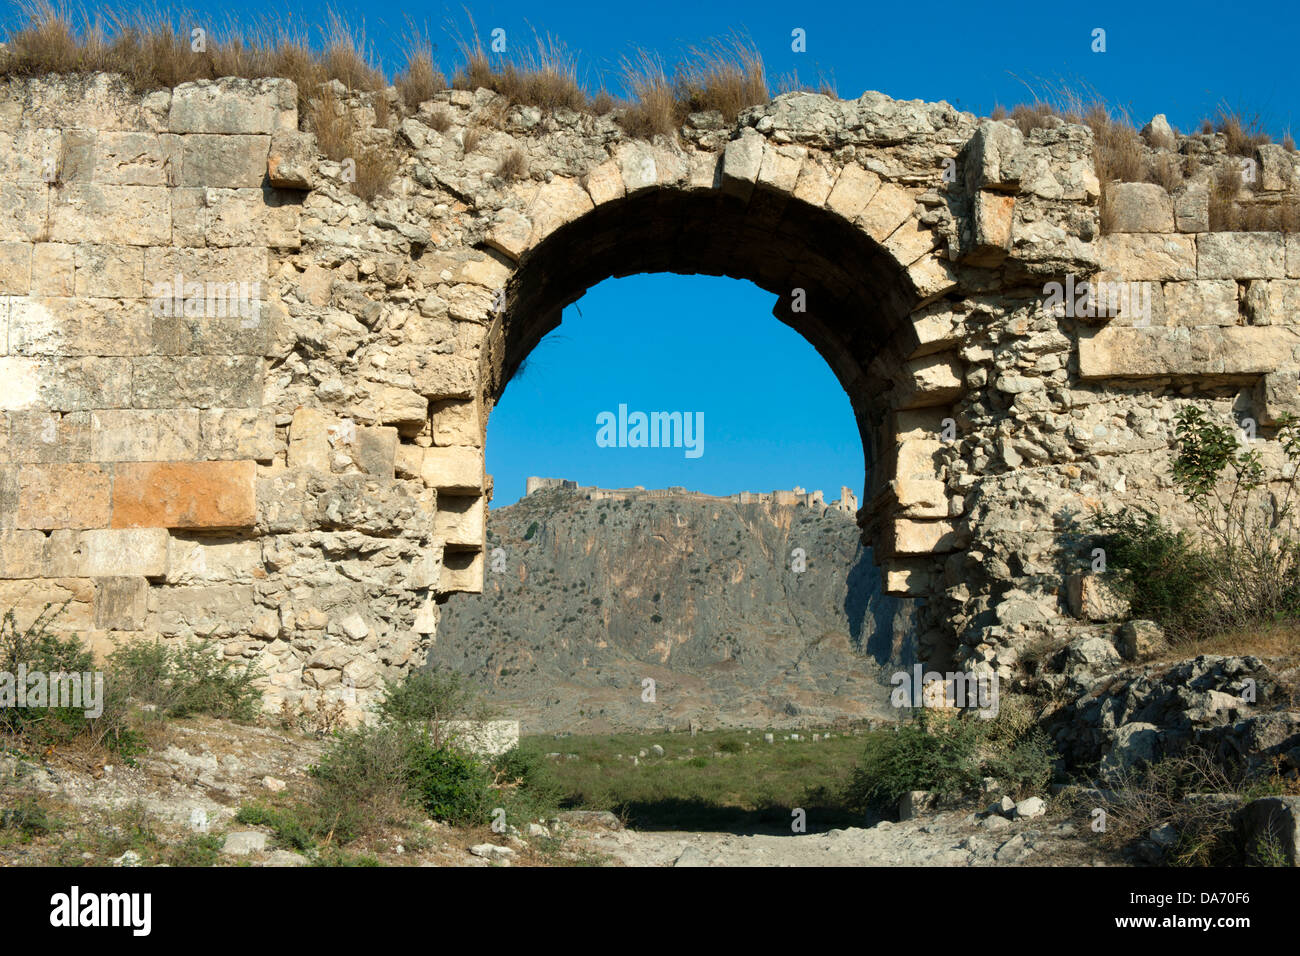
[111, 460, 256, 529]
[16, 463, 112, 529]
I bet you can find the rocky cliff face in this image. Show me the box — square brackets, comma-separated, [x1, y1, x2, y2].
[429, 488, 916, 733]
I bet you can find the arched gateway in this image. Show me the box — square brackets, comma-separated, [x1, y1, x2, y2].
[0, 74, 1296, 715]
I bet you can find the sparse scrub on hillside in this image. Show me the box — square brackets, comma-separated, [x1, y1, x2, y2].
[845, 703, 1056, 812]
[1091, 408, 1300, 643]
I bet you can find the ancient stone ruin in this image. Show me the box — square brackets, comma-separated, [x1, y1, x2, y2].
[0, 73, 1297, 717]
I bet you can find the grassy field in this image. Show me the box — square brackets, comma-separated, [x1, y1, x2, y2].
[525, 725, 881, 832]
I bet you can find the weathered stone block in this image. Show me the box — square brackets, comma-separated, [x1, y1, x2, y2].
[439, 549, 483, 594]
[963, 191, 1015, 265]
[1242, 279, 1300, 326]
[1198, 232, 1286, 279]
[131, 357, 264, 409]
[1162, 280, 1240, 327]
[166, 536, 261, 584]
[892, 437, 948, 518]
[74, 244, 143, 297]
[149, 583, 257, 637]
[484, 208, 532, 260]
[526, 178, 593, 244]
[0, 357, 133, 411]
[883, 559, 933, 596]
[1256, 144, 1294, 193]
[0, 184, 48, 243]
[1175, 183, 1209, 233]
[49, 185, 170, 245]
[352, 426, 399, 478]
[0, 529, 45, 578]
[169, 79, 297, 135]
[0, 578, 93, 631]
[1258, 370, 1300, 426]
[8, 409, 91, 462]
[859, 182, 916, 243]
[1065, 572, 1130, 622]
[1097, 234, 1196, 281]
[1079, 325, 1300, 379]
[200, 409, 278, 460]
[0, 242, 32, 293]
[825, 163, 880, 220]
[143, 246, 268, 286]
[288, 407, 333, 471]
[94, 576, 149, 629]
[719, 131, 764, 200]
[434, 495, 485, 547]
[8, 297, 151, 357]
[75, 528, 170, 577]
[756, 143, 803, 193]
[431, 399, 481, 446]
[421, 446, 484, 493]
[582, 160, 624, 205]
[31, 243, 74, 295]
[894, 353, 964, 409]
[179, 134, 270, 189]
[93, 131, 180, 185]
[91, 409, 201, 461]
[792, 156, 836, 207]
[112, 461, 257, 529]
[886, 518, 962, 555]
[964, 122, 1026, 192]
[1105, 182, 1174, 233]
[16, 463, 112, 529]
[266, 129, 315, 189]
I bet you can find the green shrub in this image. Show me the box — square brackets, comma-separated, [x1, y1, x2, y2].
[109, 639, 261, 721]
[235, 803, 318, 852]
[524, 521, 539, 540]
[407, 741, 492, 825]
[490, 744, 562, 822]
[846, 715, 985, 810]
[1092, 408, 1300, 641]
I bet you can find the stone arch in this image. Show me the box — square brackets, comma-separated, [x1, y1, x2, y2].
[461, 139, 974, 602]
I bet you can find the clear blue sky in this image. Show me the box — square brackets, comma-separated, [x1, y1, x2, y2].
[12, 1, 1295, 506]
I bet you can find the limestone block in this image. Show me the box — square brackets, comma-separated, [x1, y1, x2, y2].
[895, 353, 963, 409]
[583, 160, 625, 205]
[0, 357, 133, 411]
[179, 134, 270, 188]
[1105, 182, 1174, 233]
[1175, 183, 1209, 233]
[618, 142, 685, 194]
[57, 128, 95, 183]
[74, 244, 143, 297]
[1097, 234, 1196, 281]
[906, 253, 959, 302]
[143, 245, 268, 286]
[1079, 326, 1300, 379]
[886, 518, 962, 555]
[200, 409, 278, 460]
[1256, 144, 1294, 192]
[93, 131, 180, 185]
[31, 244, 74, 295]
[411, 354, 476, 401]
[963, 191, 1015, 265]
[166, 536, 262, 585]
[859, 182, 916, 243]
[131, 356, 264, 409]
[288, 407, 333, 470]
[685, 151, 720, 191]
[883, 217, 939, 266]
[91, 409, 201, 461]
[0, 242, 32, 294]
[16, 463, 112, 529]
[5, 410, 90, 463]
[0, 578, 94, 631]
[1065, 572, 1130, 621]
[825, 164, 880, 220]
[1161, 280, 1240, 327]
[0, 129, 61, 181]
[792, 155, 836, 207]
[111, 461, 257, 530]
[894, 407, 951, 441]
[169, 79, 298, 135]
[1258, 370, 1300, 425]
[94, 576, 149, 629]
[450, 251, 512, 290]
[964, 122, 1026, 192]
[1243, 280, 1300, 326]
[0, 184, 48, 243]
[266, 129, 315, 189]
[0, 530, 46, 578]
[434, 495, 485, 547]
[892, 437, 948, 518]
[421, 446, 484, 493]
[200, 188, 301, 249]
[445, 283, 495, 323]
[720, 131, 764, 201]
[49, 186, 171, 245]
[756, 143, 803, 193]
[371, 386, 429, 432]
[439, 549, 484, 593]
[149, 583, 257, 637]
[527, 178, 593, 244]
[431, 398, 481, 446]
[1197, 232, 1286, 279]
[395, 443, 424, 480]
[883, 559, 933, 596]
[76, 528, 170, 577]
[903, 304, 963, 357]
[8, 297, 151, 357]
[485, 208, 532, 260]
[1289, 235, 1300, 279]
[351, 426, 399, 478]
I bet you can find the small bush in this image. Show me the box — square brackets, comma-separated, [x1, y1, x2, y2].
[496, 148, 527, 181]
[109, 639, 261, 721]
[407, 742, 492, 824]
[846, 713, 986, 809]
[395, 38, 445, 111]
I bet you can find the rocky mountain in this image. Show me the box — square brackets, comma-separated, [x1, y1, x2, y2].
[429, 487, 918, 733]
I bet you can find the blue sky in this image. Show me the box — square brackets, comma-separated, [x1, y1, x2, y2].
[11, 0, 1295, 506]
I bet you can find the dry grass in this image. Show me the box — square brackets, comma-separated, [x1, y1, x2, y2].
[774, 68, 838, 99]
[616, 49, 676, 139]
[307, 84, 396, 200]
[1215, 107, 1271, 156]
[616, 37, 768, 139]
[450, 22, 587, 112]
[461, 125, 483, 153]
[495, 148, 527, 181]
[426, 106, 453, 133]
[396, 48, 445, 111]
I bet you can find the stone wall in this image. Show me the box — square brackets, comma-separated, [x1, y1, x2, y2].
[0, 71, 1297, 715]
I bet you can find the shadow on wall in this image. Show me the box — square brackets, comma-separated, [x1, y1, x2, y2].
[844, 545, 917, 669]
